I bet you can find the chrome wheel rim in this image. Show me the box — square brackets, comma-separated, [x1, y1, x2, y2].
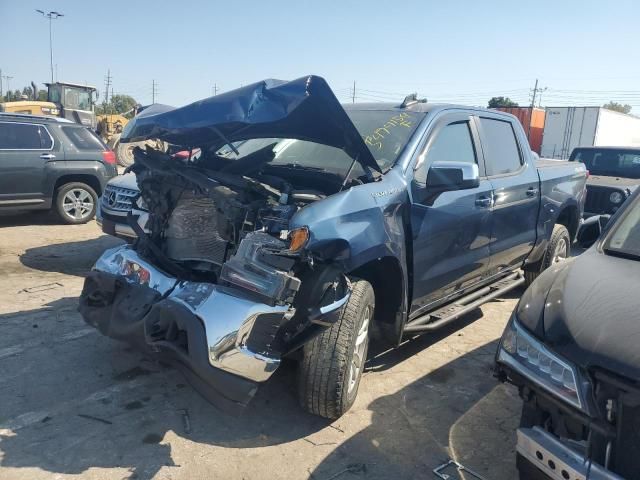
[347, 305, 371, 395]
[62, 188, 94, 221]
[552, 237, 568, 264]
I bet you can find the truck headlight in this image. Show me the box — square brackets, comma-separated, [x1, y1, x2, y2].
[609, 191, 624, 204]
[497, 316, 587, 411]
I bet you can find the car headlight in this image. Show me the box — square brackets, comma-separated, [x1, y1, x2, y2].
[497, 316, 587, 411]
[610, 191, 624, 204]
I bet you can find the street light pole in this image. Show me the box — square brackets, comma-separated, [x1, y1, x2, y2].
[36, 10, 64, 84]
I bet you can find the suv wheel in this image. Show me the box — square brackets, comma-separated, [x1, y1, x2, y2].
[298, 279, 374, 419]
[524, 224, 570, 287]
[55, 182, 98, 224]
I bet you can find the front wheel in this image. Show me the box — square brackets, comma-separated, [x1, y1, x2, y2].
[54, 182, 98, 224]
[297, 279, 374, 419]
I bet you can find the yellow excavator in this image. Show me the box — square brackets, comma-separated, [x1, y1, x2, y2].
[0, 81, 159, 166]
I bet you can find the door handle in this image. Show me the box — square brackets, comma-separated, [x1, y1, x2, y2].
[475, 196, 492, 208]
[526, 187, 539, 197]
[40, 153, 56, 160]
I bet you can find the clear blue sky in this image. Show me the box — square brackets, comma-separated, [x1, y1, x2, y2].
[2, 0, 640, 110]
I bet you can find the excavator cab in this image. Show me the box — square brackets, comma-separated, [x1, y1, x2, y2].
[46, 82, 98, 128]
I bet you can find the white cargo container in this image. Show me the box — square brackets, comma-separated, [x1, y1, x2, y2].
[540, 107, 640, 159]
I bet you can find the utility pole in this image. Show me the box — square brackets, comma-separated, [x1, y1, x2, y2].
[530, 79, 539, 108]
[212, 83, 218, 96]
[104, 69, 112, 113]
[152, 79, 157, 103]
[36, 10, 64, 84]
[352, 80, 356, 103]
[2, 75, 13, 100]
[0, 68, 3, 99]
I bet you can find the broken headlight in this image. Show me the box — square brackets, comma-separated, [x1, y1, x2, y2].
[220, 232, 301, 305]
[497, 316, 588, 411]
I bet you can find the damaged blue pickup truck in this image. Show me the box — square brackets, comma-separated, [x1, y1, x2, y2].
[79, 75, 587, 418]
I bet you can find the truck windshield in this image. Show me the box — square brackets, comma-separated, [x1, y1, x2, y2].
[604, 194, 640, 260]
[217, 110, 426, 173]
[63, 87, 92, 111]
[571, 148, 640, 179]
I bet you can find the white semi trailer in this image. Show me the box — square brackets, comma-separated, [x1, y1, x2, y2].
[540, 107, 640, 159]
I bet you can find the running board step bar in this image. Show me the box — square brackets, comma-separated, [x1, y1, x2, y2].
[403, 271, 525, 333]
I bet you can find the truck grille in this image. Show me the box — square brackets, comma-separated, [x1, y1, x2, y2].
[101, 184, 138, 213]
[584, 186, 624, 215]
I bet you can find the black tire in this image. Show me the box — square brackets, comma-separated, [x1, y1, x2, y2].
[298, 279, 374, 419]
[54, 182, 98, 224]
[524, 224, 570, 287]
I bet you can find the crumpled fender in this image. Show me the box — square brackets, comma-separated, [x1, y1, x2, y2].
[289, 168, 410, 343]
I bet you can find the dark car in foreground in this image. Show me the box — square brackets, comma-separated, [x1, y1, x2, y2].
[495, 188, 640, 479]
[79, 75, 586, 419]
[0, 113, 117, 223]
[570, 146, 640, 217]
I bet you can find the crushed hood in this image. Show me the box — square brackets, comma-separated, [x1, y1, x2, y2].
[121, 75, 381, 173]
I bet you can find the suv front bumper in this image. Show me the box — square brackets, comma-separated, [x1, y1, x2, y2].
[517, 427, 622, 480]
[79, 246, 301, 413]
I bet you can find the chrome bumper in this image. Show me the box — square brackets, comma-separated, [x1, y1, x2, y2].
[96, 203, 137, 239]
[92, 245, 293, 382]
[517, 427, 623, 480]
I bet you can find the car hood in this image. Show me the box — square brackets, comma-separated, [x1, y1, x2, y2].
[517, 248, 640, 382]
[587, 175, 640, 190]
[120, 75, 380, 173]
[106, 172, 138, 190]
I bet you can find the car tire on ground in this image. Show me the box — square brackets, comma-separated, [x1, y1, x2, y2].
[297, 278, 374, 419]
[524, 224, 570, 287]
[54, 182, 98, 225]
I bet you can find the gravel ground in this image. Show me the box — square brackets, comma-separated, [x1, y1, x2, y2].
[0, 211, 524, 480]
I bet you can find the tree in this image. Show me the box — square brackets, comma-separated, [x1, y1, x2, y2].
[488, 96, 519, 108]
[603, 101, 632, 114]
[95, 94, 139, 117]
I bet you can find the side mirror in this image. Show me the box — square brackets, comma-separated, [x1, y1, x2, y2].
[427, 161, 480, 191]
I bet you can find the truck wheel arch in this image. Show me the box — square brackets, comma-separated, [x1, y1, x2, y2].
[555, 204, 579, 242]
[349, 256, 406, 347]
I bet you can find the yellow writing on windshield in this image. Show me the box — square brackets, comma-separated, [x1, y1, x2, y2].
[363, 112, 414, 150]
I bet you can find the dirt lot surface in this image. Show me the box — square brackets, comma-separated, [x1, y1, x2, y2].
[0, 212, 524, 480]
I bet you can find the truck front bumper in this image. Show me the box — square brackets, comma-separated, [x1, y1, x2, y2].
[517, 427, 622, 480]
[79, 245, 303, 413]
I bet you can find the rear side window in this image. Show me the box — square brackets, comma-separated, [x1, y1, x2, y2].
[0, 122, 53, 149]
[62, 126, 104, 151]
[479, 118, 522, 175]
[425, 121, 476, 165]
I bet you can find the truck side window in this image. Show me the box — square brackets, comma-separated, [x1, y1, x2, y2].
[479, 118, 522, 175]
[414, 121, 476, 186]
[425, 122, 476, 165]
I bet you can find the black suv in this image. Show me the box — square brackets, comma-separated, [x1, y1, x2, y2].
[0, 113, 117, 223]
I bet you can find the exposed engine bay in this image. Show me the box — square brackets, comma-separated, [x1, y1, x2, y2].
[128, 141, 354, 307]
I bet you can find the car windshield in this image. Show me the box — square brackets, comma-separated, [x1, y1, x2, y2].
[216, 110, 425, 174]
[571, 148, 640, 179]
[603, 194, 640, 260]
